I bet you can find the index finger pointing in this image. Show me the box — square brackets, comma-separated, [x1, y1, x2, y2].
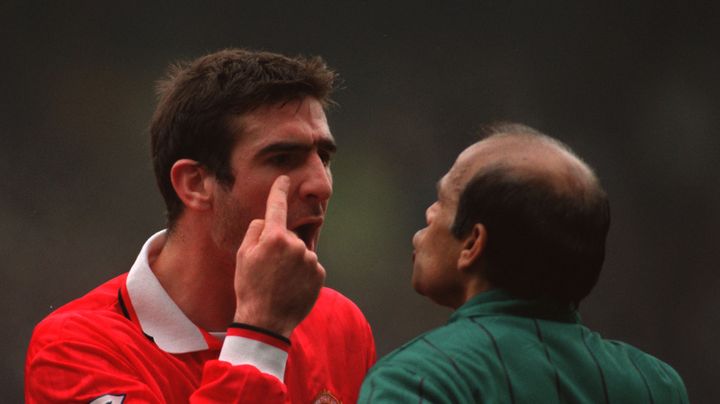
[264, 175, 290, 228]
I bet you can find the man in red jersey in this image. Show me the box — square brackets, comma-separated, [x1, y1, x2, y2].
[26, 49, 376, 403]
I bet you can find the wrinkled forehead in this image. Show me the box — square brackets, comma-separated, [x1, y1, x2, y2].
[442, 146, 481, 201]
[446, 142, 492, 187]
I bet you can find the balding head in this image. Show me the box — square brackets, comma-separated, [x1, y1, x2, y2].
[456, 127, 600, 203]
[449, 123, 610, 305]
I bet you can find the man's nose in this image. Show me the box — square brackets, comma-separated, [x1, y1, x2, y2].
[298, 154, 333, 203]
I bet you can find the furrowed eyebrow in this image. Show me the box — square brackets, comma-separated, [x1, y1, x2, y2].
[317, 138, 338, 154]
[257, 138, 337, 157]
[258, 142, 311, 156]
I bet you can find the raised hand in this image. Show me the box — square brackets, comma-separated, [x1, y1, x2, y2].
[233, 175, 326, 337]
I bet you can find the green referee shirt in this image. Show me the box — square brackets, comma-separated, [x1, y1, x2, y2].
[360, 289, 688, 403]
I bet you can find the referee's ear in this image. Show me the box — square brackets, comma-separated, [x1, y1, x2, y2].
[170, 159, 214, 212]
[457, 223, 486, 273]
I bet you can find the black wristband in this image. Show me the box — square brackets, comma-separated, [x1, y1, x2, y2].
[229, 322, 291, 346]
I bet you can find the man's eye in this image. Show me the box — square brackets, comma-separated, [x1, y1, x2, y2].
[268, 154, 295, 166]
[319, 151, 332, 167]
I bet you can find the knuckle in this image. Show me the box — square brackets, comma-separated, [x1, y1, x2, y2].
[283, 236, 305, 252]
[316, 265, 327, 280]
[263, 230, 287, 245]
[304, 251, 318, 264]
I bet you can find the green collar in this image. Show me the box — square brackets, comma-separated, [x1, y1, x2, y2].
[450, 289, 580, 324]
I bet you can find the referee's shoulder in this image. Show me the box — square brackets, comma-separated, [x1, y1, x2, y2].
[375, 319, 474, 368]
[610, 339, 686, 377]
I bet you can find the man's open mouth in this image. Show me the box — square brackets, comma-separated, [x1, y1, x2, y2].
[291, 222, 320, 250]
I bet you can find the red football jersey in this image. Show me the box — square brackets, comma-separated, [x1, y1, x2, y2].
[25, 232, 376, 403]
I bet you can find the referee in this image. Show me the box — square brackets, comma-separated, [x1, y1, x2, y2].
[360, 123, 688, 403]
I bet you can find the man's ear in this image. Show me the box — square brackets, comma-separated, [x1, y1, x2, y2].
[458, 223, 486, 272]
[170, 159, 215, 211]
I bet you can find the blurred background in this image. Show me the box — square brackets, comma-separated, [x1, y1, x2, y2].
[2, 1, 718, 402]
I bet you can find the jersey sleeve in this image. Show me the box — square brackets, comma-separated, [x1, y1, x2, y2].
[191, 326, 292, 403]
[25, 319, 292, 403]
[26, 338, 166, 403]
[26, 343, 291, 403]
[363, 315, 378, 370]
[190, 361, 289, 403]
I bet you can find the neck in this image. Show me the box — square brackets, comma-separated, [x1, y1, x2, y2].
[152, 223, 236, 332]
[458, 276, 492, 308]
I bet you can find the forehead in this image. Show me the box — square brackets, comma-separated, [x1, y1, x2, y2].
[439, 138, 514, 200]
[231, 97, 333, 148]
[438, 162, 468, 204]
[440, 143, 484, 196]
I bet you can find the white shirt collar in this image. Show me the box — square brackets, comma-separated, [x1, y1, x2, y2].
[125, 230, 210, 353]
